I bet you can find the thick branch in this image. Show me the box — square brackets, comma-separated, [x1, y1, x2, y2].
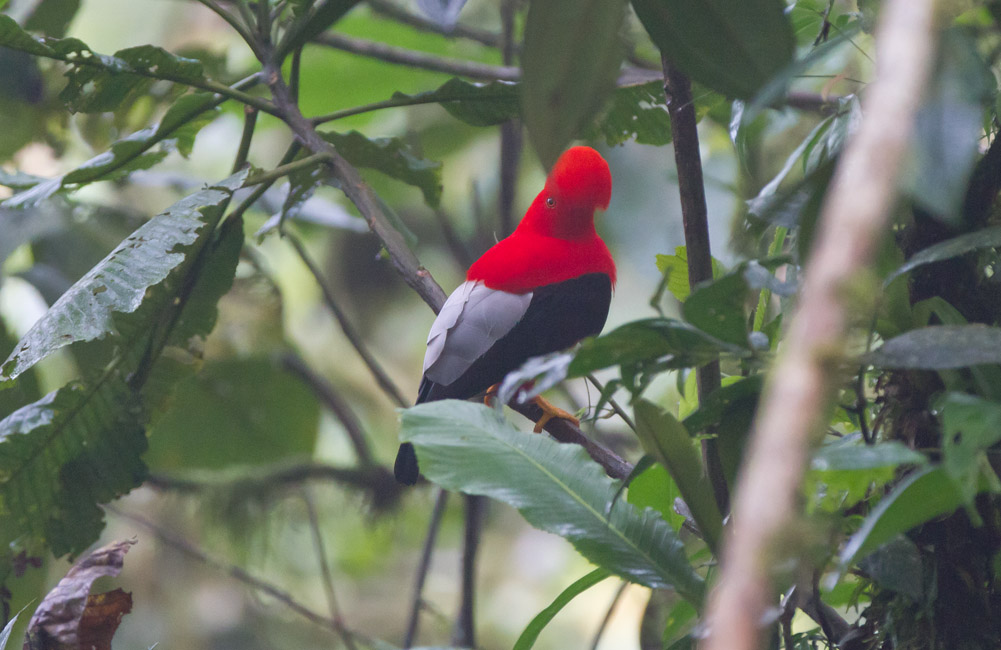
[700, 2, 937, 649]
[662, 61, 728, 513]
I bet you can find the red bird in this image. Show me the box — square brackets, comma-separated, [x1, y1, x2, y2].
[395, 146, 616, 485]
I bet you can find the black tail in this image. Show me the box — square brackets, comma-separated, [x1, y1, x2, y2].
[394, 442, 419, 485]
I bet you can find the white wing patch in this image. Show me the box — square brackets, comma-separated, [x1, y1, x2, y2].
[423, 280, 533, 386]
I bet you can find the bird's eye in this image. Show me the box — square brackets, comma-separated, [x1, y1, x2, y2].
[546, 197, 556, 208]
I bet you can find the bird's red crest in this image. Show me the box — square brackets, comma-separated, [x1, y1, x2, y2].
[546, 146, 612, 211]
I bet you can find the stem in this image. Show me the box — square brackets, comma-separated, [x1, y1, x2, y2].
[313, 32, 520, 81]
[242, 151, 332, 187]
[452, 494, 484, 648]
[404, 489, 449, 648]
[752, 226, 788, 332]
[231, 106, 259, 173]
[662, 59, 729, 514]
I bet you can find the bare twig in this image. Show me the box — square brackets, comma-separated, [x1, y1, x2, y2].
[145, 462, 401, 510]
[280, 352, 376, 465]
[313, 32, 521, 81]
[589, 581, 628, 650]
[432, 208, 475, 270]
[282, 228, 410, 408]
[662, 60, 728, 514]
[368, 0, 505, 48]
[700, 2, 937, 649]
[404, 489, 449, 648]
[302, 489, 359, 650]
[107, 505, 369, 643]
[497, 0, 522, 237]
[452, 494, 484, 648]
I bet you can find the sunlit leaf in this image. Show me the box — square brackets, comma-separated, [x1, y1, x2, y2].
[401, 401, 706, 604]
[513, 568, 611, 650]
[630, 0, 794, 99]
[867, 324, 1001, 370]
[521, 0, 626, 167]
[655, 247, 725, 302]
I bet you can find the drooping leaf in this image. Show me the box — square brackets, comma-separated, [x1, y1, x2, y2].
[401, 401, 706, 604]
[513, 568, 611, 650]
[1, 174, 244, 381]
[521, 0, 626, 167]
[867, 324, 1001, 370]
[633, 399, 723, 554]
[837, 467, 963, 574]
[281, 0, 363, 55]
[25, 540, 134, 648]
[321, 130, 442, 207]
[885, 224, 1001, 285]
[390, 78, 520, 127]
[4, 92, 222, 208]
[630, 0, 794, 99]
[22, 0, 82, 38]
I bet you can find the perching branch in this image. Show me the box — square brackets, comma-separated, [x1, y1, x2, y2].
[662, 61, 728, 514]
[700, 2, 937, 649]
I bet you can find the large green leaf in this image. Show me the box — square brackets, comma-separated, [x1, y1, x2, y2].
[683, 273, 750, 348]
[655, 247, 725, 302]
[321, 130, 443, 207]
[633, 399, 723, 554]
[400, 401, 706, 605]
[867, 324, 1001, 370]
[806, 436, 927, 512]
[1, 174, 244, 381]
[4, 92, 221, 208]
[521, 0, 626, 167]
[0, 175, 244, 558]
[938, 393, 1001, 505]
[630, 0, 794, 99]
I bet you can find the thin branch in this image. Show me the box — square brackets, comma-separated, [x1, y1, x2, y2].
[264, 61, 448, 312]
[497, 0, 521, 237]
[452, 494, 484, 648]
[586, 374, 636, 432]
[106, 506, 370, 643]
[192, 0, 264, 59]
[145, 461, 401, 510]
[700, 2, 937, 649]
[282, 228, 410, 407]
[301, 489, 359, 650]
[589, 581, 628, 650]
[243, 151, 332, 187]
[368, 0, 505, 48]
[232, 106, 258, 173]
[313, 32, 521, 81]
[404, 489, 449, 648]
[662, 60, 728, 514]
[280, 352, 376, 466]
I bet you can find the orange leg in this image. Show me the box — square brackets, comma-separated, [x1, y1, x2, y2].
[531, 395, 579, 433]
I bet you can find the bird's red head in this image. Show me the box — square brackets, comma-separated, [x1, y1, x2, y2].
[545, 146, 612, 213]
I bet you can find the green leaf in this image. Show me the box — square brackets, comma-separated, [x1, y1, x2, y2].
[22, 0, 81, 37]
[938, 393, 1001, 504]
[145, 357, 319, 470]
[627, 463, 685, 531]
[513, 568, 611, 650]
[885, 224, 1001, 285]
[867, 324, 1001, 370]
[681, 375, 762, 434]
[281, 0, 362, 57]
[321, 130, 442, 207]
[582, 80, 672, 147]
[1, 174, 244, 381]
[806, 437, 927, 512]
[837, 467, 963, 574]
[683, 273, 750, 348]
[390, 78, 520, 127]
[630, 0, 794, 99]
[633, 399, 723, 554]
[521, 0, 626, 167]
[4, 92, 221, 208]
[400, 401, 706, 604]
[0, 382, 148, 557]
[569, 318, 745, 378]
[857, 535, 924, 601]
[655, 247, 725, 302]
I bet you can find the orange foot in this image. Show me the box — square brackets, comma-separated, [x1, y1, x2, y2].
[531, 396, 579, 433]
